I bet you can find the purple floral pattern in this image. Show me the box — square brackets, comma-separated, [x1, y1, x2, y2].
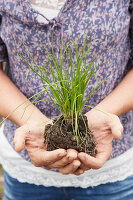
[0, 0, 133, 162]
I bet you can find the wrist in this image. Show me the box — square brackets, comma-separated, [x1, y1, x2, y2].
[85, 104, 118, 121]
[93, 99, 124, 116]
[26, 111, 49, 126]
[11, 101, 49, 127]
[19, 106, 49, 126]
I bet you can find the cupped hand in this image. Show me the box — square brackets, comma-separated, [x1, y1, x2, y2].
[13, 119, 78, 172]
[78, 109, 123, 171]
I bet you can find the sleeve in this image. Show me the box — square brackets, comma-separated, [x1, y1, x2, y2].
[0, 15, 8, 62]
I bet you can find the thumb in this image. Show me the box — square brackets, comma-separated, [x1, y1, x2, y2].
[13, 126, 27, 152]
[110, 116, 123, 140]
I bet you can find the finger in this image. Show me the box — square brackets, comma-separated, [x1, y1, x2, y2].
[66, 149, 78, 161]
[79, 141, 112, 170]
[78, 150, 111, 170]
[59, 160, 81, 175]
[13, 126, 27, 152]
[43, 149, 78, 169]
[33, 149, 67, 167]
[44, 155, 71, 169]
[110, 116, 123, 140]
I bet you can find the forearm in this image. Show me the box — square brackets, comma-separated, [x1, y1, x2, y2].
[0, 68, 48, 126]
[95, 68, 133, 116]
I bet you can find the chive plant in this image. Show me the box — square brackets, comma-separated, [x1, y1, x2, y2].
[18, 30, 108, 146]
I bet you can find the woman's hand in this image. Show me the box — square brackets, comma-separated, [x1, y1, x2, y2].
[13, 119, 79, 171]
[0, 70, 81, 175]
[78, 109, 123, 171]
[77, 69, 133, 173]
[13, 109, 123, 175]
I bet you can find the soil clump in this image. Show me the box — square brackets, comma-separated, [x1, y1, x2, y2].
[44, 115, 97, 157]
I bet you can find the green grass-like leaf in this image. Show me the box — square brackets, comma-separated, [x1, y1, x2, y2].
[16, 30, 108, 146]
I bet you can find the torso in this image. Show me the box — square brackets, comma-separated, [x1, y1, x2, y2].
[0, 0, 132, 161]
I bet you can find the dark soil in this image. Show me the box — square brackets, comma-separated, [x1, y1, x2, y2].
[44, 115, 97, 157]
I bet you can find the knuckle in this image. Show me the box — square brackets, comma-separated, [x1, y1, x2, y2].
[62, 157, 69, 163]
[57, 153, 63, 159]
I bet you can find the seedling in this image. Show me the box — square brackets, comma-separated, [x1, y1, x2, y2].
[16, 30, 108, 156]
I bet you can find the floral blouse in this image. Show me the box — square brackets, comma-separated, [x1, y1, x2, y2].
[0, 0, 133, 163]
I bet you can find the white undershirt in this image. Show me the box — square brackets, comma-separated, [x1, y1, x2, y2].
[30, 0, 66, 23]
[1, 123, 133, 188]
[1, 2, 133, 188]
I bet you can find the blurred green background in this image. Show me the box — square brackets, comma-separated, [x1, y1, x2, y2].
[0, 165, 4, 200]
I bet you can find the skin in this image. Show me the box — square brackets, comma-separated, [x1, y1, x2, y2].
[0, 62, 133, 175]
[78, 68, 133, 172]
[0, 64, 81, 175]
